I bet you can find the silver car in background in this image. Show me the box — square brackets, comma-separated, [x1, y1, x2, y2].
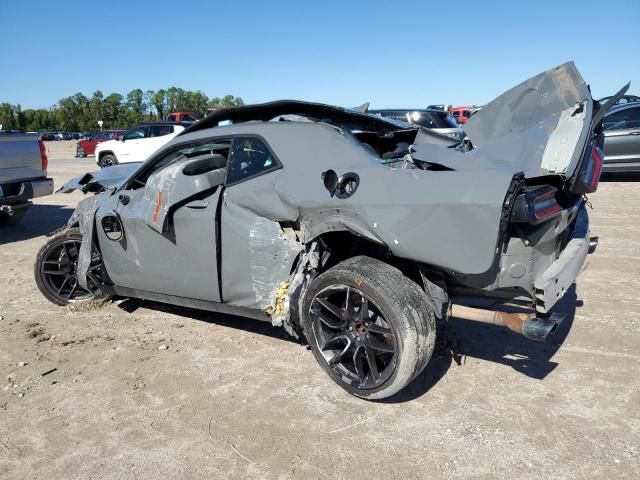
[367, 108, 465, 141]
[602, 102, 640, 172]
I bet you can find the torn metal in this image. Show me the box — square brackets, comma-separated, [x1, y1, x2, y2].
[53, 62, 612, 336]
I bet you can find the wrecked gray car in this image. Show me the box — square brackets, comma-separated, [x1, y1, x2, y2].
[35, 63, 623, 399]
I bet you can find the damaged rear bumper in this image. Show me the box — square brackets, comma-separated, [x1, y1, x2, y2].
[534, 204, 591, 313]
[0, 177, 54, 217]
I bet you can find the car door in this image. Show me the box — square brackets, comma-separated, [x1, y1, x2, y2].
[140, 125, 180, 161]
[95, 140, 230, 301]
[119, 125, 148, 162]
[218, 136, 300, 309]
[603, 104, 640, 165]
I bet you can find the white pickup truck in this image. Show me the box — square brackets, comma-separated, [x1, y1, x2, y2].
[95, 121, 187, 168]
[0, 133, 53, 226]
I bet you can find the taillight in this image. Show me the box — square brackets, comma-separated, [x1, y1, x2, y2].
[511, 185, 563, 225]
[583, 146, 603, 190]
[38, 140, 48, 174]
[570, 142, 603, 194]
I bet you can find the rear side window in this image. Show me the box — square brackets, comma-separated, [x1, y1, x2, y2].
[149, 125, 175, 137]
[226, 137, 280, 185]
[604, 107, 640, 130]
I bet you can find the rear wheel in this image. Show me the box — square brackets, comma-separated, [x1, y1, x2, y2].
[301, 256, 436, 400]
[99, 154, 117, 168]
[34, 228, 108, 305]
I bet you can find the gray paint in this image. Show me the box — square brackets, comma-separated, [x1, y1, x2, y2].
[62, 62, 601, 328]
[534, 205, 590, 313]
[57, 162, 141, 193]
[413, 63, 593, 178]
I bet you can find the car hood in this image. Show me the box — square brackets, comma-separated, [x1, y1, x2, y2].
[57, 163, 141, 193]
[413, 62, 628, 178]
[96, 139, 118, 151]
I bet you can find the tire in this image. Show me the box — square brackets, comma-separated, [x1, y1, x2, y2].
[76, 146, 86, 158]
[300, 256, 436, 400]
[34, 228, 109, 306]
[99, 154, 117, 168]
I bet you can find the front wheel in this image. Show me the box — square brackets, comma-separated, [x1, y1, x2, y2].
[34, 228, 109, 305]
[99, 154, 117, 168]
[301, 256, 436, 400]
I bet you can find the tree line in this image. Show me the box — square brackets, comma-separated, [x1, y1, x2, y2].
[0, 88, 245, 132]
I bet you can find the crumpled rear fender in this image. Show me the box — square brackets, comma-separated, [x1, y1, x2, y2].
[280, 165, 517, 275]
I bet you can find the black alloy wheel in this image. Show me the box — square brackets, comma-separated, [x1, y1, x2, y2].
[35, 229, 105, 305]
[310, 285, 397, 389]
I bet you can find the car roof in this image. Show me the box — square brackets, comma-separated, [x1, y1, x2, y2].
[368, 108, 449, 114]
[606, 102, 640, 115]
[181, 100, 409, 136]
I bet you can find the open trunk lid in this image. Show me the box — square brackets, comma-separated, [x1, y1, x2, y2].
[412, 62, 629, 188]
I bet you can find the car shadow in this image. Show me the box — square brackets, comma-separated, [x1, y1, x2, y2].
[117, 298, 302, 344]
[382, 285, 579, 403]
[0, 204, 74, 245]
[120, 286, 579, 404]
[601, 172, 640, 182]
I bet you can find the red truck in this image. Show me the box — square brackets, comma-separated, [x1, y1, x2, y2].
[449, 106, 474, 124]
[76, 131, 124, 158]
[165, 112, 198, 122]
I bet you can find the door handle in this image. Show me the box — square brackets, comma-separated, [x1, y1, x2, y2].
[185, 200, 208, 209]
[629, 131, 640, 135]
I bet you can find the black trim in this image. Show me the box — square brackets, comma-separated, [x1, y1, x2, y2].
[215, 185, 225, 302]
[111, 286, 270, 322]
[181, 100, 408, 136]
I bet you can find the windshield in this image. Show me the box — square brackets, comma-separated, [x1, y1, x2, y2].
[372, 110, 458, 129]
[407, 111, 458, 129]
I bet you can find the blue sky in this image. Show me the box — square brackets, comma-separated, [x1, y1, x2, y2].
[1, 0, 638, 109]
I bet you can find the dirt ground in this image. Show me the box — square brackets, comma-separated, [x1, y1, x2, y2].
[1, 141, 639, 479]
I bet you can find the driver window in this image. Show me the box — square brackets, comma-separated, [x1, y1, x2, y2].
[226, 137, 281, 185]
[129, 140, 231, 189]
[124, 126, 147, 140]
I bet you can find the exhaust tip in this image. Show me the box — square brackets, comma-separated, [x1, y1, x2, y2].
[588, 236, 599, 254]
[522, 313, 565, 341]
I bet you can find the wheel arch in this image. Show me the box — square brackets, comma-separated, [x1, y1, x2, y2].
[97, 150, 116, 161]
[307, 230, 426, 290]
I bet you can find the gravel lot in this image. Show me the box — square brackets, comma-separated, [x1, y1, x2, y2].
[1, 141, 639, 479]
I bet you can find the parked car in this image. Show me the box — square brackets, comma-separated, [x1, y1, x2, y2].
[76, 130, 125, 158]
[368, 108, 464, 140]
[601, 102, 640, 172]
[40, 132, 56, 141]
[95, 122, 187, 167]
[166, 112, 198, 122]
[35, 63, 616, 399]
[598, 94, 640, 107]
[449, 106, 473, 124]
[1, 133, 53, 226]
